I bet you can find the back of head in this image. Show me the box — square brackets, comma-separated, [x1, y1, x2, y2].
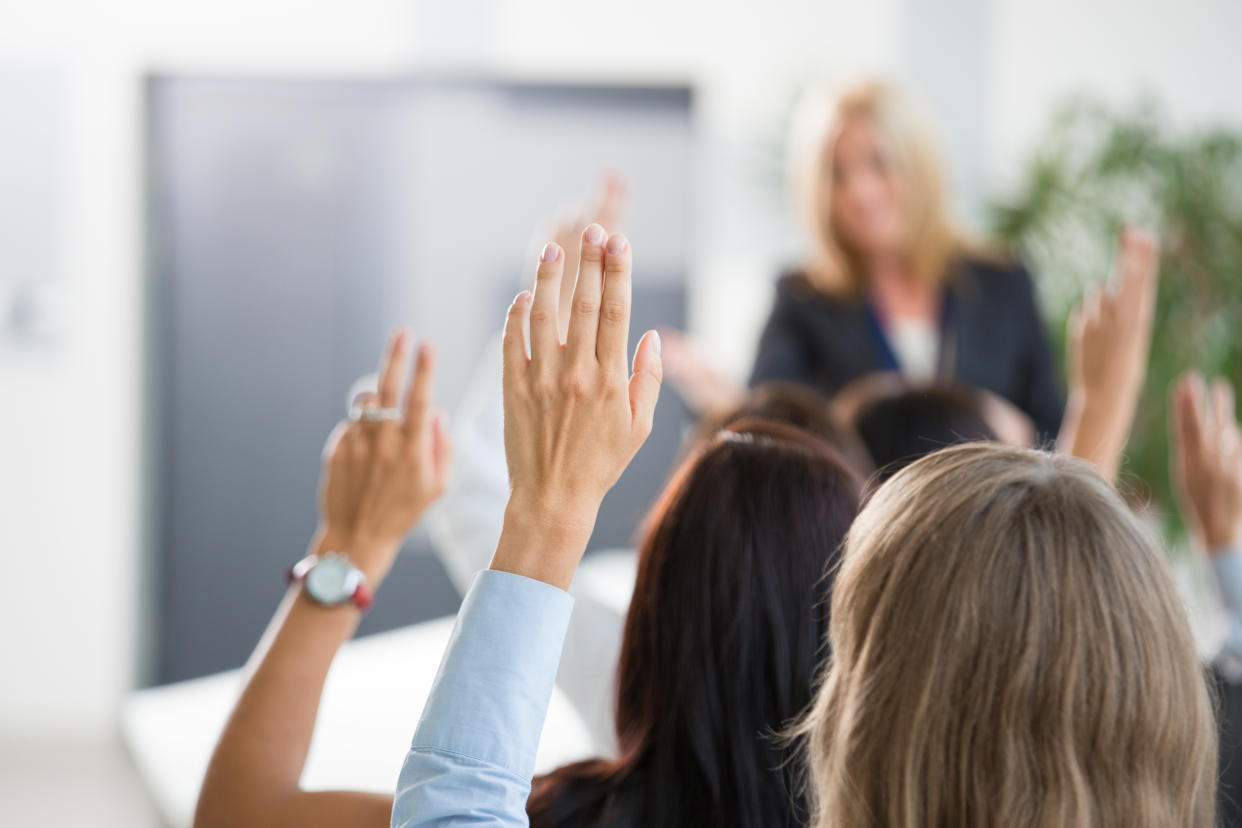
[530, 420, 862, 828]
[853, 384, 996, 480]
[701, 381, 873, 478]
[799, 443, 1216, 828]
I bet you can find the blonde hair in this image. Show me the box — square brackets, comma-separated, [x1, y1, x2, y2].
[789, 80, 964, 296]
[796, 443, 1217, 827]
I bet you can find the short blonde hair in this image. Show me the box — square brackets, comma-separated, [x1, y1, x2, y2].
[789, 80, 963, 296]
[796, 443, 1217, 827]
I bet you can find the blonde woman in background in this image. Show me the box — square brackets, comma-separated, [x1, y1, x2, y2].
[666, 80, 1065, 440]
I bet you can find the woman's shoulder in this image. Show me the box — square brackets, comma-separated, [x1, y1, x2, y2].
[773, 268, 860, 312]
[955, 248, 1036, 298]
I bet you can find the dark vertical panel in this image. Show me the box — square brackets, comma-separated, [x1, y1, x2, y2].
[148, 77, 693, 683]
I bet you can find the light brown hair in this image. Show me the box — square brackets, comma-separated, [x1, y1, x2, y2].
[789, 80, 965, 296]
[795, 443, 1216, 827]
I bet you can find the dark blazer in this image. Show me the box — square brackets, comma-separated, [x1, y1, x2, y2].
[749, 257, 1064, 441]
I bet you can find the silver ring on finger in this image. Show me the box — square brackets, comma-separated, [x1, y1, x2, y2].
[350, 405, 402, 423]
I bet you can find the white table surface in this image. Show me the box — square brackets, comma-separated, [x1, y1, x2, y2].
[122, 614, 595, 828]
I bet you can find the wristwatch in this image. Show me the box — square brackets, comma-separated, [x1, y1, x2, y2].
[288, 552, 374, 611]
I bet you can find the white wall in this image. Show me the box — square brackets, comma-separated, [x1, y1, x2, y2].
[1, 0, 1241, 739]
[984, 0, 1242, 193]
[0, 0, 421, 738]
[0, 0, 898, 738]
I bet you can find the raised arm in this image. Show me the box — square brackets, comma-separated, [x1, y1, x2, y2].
[1171, 373, 1242, 656]
[194, 330, 451, 828]
[1057, 228, 1159, 480]
[426, 175, 629, 593]
[392, 226, 661, 826]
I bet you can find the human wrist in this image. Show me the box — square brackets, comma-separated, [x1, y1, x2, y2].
[1205, 525, 1242, 555]
[310, 525, 400, 586]
[489, 496, 599, 591]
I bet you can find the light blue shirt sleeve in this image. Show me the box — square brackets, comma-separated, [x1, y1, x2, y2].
[1212, 544, 1242, 658]
[392, 569, 574, 827]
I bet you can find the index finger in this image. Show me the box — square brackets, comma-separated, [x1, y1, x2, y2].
[1116, 228, 1159, 314]
[403, 340, 437, 438]
[566, 223, 607, 363]
[1176, 373, 1207, 458]
[377, 327, 410, 408]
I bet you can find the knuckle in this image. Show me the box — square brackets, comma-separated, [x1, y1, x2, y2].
[529, 307, 554, 326]
[533, 375, 559, 401]
[574, 298, 599, 317]
[563, 370, 593, 397]
[601, 300, 627, 324]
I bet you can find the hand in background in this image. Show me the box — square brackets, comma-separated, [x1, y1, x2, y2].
[1059, 227, 1159, 479]
[1171, 372, 1242, 552]
[493, 225, 662, 589]
[1068, 227, 1159, 404]
[318, 328, 452, 582]
[659, 329, 745, 418]
[543, 173, 628, 343]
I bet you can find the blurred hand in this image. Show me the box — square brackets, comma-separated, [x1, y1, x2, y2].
[494, 225, 662, 588]
[660, 328, 744, 417]
[318, 329, 452, 582]
[1068, 227, 1159, 404]
[542, 173, 628, 343]
[1171, 373, 1242, 552]
[1059, 227, 1159, 479]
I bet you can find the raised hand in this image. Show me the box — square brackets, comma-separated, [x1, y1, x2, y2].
[543, 174, 628, 343]
[318, 328, 452, 582]
[492, 224, 662, 589]
[659, 328, 745, 417]
[1171, 373, 1242, 552]
[1059, 227, 1159, 479]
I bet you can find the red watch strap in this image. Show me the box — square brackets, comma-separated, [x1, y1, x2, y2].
[351, 582, 374, 612]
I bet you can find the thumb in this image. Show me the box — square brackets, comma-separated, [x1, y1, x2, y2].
[629, 330, 663, 440]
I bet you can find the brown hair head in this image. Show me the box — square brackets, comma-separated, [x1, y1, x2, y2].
[797, 442, 1216, 827]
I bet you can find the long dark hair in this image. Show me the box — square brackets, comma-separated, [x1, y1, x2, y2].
[527, 420, 862, 828]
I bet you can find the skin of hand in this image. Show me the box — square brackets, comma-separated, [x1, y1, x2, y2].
[491, 224, 663, 590]
[317, 328, 453, 583]
[1171, 372, 1242, 552]
[658, 328, 745, 418]
[545, 173, 628, 343]
[1058, 227, 1159, 480]
[193, 330, 450, 828]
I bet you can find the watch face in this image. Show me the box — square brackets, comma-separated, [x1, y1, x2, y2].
[305, 556, 360, 605]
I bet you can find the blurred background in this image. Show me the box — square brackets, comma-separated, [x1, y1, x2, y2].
[2, 0, 1241, 824]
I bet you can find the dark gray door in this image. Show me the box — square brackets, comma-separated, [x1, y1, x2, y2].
[147, 76, 693, 683]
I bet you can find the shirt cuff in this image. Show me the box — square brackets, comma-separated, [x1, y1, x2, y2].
[411, 568, 574, 780]
[1212, 545, 1242, 610]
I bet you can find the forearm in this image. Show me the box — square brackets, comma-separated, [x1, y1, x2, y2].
[195, 533, 385, 828]
[489, 500, 596, 592]
[393, 569, 575, 827]
[1058, 389, 1134, 481]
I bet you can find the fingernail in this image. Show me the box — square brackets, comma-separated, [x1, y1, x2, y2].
[606, 233, 628, 255]
[515, 290, 532, 305]
[540, 242, 561, 263]
[651, 329, 662, 356]
[585, 223, 606, 245]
